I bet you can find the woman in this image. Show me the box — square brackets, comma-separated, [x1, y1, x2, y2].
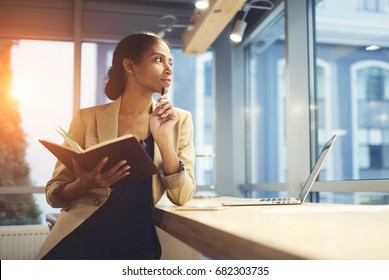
[36, 32, 196, 259]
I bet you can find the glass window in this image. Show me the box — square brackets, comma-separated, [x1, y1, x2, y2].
[0, 39, 74, 225]
[245, 12, 287, 186]
[357, 0, 389, 12]
[81, 42, 113, 107]
[314, 0, 389, 203]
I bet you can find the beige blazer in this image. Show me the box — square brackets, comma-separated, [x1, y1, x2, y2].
[35, 97, 195, 259]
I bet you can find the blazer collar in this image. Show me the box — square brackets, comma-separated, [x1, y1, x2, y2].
[96, 96, 158, 142]
[96, 97, 121, 142]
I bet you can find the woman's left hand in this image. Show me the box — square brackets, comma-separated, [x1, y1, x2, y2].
[150, 96, 178, 142]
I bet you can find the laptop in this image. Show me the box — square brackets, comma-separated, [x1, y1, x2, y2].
[222, 133, 338, 206]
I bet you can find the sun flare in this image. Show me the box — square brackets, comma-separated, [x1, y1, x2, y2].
[11, 83, 30, 102]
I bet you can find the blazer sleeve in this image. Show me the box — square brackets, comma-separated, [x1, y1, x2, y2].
[159, 111, 196, 205]
[45, 110, 86, 208]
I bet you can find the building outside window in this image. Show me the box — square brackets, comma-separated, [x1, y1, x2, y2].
[245, 11, 287, 187]
[315, 0, 389, 203]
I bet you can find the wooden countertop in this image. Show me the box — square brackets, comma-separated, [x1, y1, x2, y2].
[155, 196, 389, 259]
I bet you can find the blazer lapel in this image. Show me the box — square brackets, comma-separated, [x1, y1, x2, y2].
[151, 100, 163, 203]
[96, 97, 121, 142]
[151, 100, 163, 167]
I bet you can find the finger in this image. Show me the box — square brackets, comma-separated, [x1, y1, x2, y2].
[158, 102, 172, 116]
[107, 166, 131, 186]
[156, 98, 170, 109]
[161, 107, 174, 118]
[101, 160, 128, 177]
[93, 156, 109, 174]
[151, 102, 166, 117]
[115, 171, 131, 183]
[157, 95, 168, 102]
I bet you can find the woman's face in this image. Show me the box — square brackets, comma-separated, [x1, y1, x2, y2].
[130, 40, 173, 94]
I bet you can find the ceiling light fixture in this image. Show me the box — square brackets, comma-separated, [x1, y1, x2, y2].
[365, 45, 381, 51]
[230, 19, 247, 43]
[195, 0, 209, 10]
[157, 15, 188, 38]
[230, 0, 274, 43]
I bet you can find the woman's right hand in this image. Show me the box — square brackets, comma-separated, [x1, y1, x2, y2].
[56, 158, 130, 202]
[72, 157, 131, 191]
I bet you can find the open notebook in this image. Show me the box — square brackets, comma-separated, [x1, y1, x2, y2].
[223, 134, 338, 206]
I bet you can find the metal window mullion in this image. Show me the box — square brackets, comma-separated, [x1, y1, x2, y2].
[313, 180, 389, 193]
[0, 187, 45, 194]
[285, 0, 311, 196]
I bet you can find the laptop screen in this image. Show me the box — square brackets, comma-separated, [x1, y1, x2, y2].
[298, 134, 338, 202]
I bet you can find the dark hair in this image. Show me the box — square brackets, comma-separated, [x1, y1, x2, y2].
[104, 32, 169, 100]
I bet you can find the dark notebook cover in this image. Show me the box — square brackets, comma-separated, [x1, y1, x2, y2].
[39, 136, 158, 179]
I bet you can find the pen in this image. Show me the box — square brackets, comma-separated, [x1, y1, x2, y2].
[161, 87, 165, 96]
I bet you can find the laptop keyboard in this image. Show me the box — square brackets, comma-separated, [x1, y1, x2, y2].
[259, 198, 292, 202]
[259, 197, 292, 204]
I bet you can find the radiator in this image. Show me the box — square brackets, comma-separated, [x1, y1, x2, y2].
[0, 225, 49, 260]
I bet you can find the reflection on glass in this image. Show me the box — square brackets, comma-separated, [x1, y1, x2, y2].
[245, 11, 286, 184]
[315, 0, 389, 204]
[319, 192, 389, 205]
[315, 0, 389, 181]
[194, 154, 217, 198]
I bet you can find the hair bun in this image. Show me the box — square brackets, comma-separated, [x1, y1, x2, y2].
[105, 66, 124, 100]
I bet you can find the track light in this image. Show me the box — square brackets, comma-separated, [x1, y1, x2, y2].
[230, 19, 247, 43]
[230, 0, 274, 43]
[195, 0, 209, 10]
[157, 15, 188, 38]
